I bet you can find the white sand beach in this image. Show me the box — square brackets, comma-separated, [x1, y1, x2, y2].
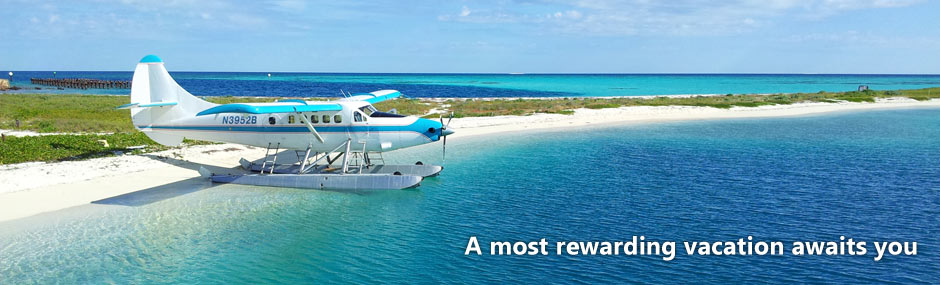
[2, 97, 939, 222]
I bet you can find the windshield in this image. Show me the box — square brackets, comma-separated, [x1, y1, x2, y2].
[359, 105, 377, 116]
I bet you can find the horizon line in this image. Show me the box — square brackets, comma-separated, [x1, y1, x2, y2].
[4, 70, 940, 76]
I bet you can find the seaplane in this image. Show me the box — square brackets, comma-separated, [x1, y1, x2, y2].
[117, 55, 454, 190]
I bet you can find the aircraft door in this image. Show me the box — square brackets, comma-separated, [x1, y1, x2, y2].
[353, 110, 376, 150]
[350, 111, 364, 136]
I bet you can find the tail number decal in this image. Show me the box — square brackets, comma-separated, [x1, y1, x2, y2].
[222, 115, 257, 125]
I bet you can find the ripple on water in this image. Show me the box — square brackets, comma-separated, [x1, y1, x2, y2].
[1, 108, 940, 283]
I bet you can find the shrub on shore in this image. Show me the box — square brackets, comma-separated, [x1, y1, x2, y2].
[0, 132, 212, 164]
[2, 87, 939, 133]
[1, 87, 938, 164]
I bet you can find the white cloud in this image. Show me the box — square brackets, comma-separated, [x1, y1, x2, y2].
[460, 6, 471, 17]
[778, 29, 940, 50]
[226, 13, 267, 26]
[270, 0, 307, 12]
[6, 0, 287, 41]
[818, 0, 923, 9]
[438, 0, 926, 36]
[551, 10, 582, 19]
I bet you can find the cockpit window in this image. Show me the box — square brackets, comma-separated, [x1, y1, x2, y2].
[354, 112, 365, 122]
[359, 105, 377, 116]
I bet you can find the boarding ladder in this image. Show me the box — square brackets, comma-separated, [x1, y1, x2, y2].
[341, 141, 369, 174]
[365, 152, 385, 166]
[260, 142, 280, 174]
[349, 140, 384, 167]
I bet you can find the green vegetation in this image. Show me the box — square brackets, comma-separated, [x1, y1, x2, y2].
[0, 94, 235, 164]
[0, 94, 133, 133]
[1, 87, 938, 164]
[444, 87, 940, 117]
[0, 132, 212, 164]
[373, 98, 434, 116]
[2, 88, 939, 132]
[446, 98, 592, 117]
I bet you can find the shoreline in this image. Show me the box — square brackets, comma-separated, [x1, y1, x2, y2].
[448, 97, 940, 137]
[2, 97, 940, 222]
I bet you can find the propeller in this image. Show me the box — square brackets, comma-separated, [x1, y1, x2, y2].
[439, 112, 454, 163]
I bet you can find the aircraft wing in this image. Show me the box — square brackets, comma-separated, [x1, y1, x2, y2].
[338, 90, 402, 104]
[196, 102, 342, 116]
[115, 101, 178, 109]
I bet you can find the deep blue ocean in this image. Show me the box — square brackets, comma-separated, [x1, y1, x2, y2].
[4, 71, 940, 97]
[1, 108, 938, 283]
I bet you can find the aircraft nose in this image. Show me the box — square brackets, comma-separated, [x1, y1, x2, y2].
[442, 128, 455, 136]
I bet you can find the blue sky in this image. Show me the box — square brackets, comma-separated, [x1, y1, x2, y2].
[1, 0, 938, 73]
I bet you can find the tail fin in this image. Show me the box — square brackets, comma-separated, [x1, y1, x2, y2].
[130, 55, 215, 146]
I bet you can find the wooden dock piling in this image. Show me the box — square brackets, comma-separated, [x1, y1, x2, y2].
[29, 78, 131, 90]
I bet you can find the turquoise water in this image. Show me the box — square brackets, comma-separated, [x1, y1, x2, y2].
[7, 71, 940, 97]
[1, 108, 939, 283]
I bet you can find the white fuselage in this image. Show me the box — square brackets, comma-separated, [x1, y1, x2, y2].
[137, 101, 443, 152]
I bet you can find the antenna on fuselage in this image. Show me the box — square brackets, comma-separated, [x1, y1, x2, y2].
[340, 89, 349, 98]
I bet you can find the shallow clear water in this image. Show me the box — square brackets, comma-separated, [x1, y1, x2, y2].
[6, 71, 940, 97]
[1, 108, 939, 283]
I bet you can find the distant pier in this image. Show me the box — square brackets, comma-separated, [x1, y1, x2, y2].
[30, 78, 131, 89]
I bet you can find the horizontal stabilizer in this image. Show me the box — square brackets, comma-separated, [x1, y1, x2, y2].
[196, 103, 342, 116]
[116, 101, 178, 110]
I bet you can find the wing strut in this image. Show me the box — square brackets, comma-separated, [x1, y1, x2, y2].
[296, 109, 325, 143]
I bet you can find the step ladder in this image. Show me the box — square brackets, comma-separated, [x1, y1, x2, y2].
[365, 152, 385, 166]
[260, 142, 280, 174]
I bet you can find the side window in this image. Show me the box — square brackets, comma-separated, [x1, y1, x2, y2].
[288, 115, 295, 124]
[268, 117, 276, 125]
[322, 115, 331, 123]
[310, 114, 318, 123]
[334, 115, 342, 123]
[354, 112, 363, 122]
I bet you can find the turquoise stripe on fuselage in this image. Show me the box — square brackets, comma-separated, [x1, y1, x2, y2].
[138, 118, 441, 140]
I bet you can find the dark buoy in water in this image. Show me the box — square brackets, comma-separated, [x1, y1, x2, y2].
[415, 161, 423, 165]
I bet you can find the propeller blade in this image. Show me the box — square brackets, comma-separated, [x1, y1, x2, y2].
[440, 111, 452, 164]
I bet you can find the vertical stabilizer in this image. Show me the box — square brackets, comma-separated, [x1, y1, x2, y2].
[129, 55, 215, 146]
